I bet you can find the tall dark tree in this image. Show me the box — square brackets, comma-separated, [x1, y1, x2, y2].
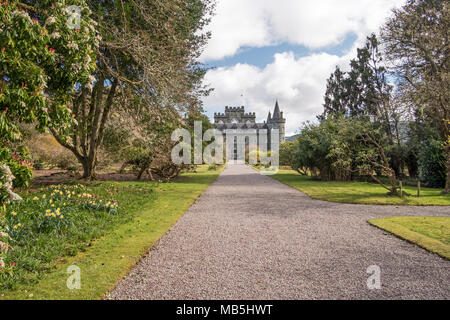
[322, 66, 348, 117]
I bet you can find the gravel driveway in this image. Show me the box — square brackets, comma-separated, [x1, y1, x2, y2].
[109, 164, 450, 300]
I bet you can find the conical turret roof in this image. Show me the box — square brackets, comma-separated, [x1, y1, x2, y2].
[273, 100, 281, 119]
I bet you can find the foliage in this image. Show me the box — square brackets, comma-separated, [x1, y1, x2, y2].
[381, 0, 450, 191]
[279, 141, 296, 168]
[50, 0, 213, 179]
[0, 146, 33, 188]
[0, 0, 97, 142]
[291, 120, 340, 181]
[0, 183, 128, 290]
[329, 118, 399, 194]
[418, 139, 446, 188]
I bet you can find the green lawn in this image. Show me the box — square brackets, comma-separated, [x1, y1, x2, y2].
[271, 169, 450, 206]
[0, 165, 222, 300]
[369, 217, 450, 259]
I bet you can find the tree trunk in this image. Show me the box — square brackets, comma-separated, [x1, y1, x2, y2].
[80, 156, 96, 180]
[445, 146, 450, 193]
[50, 78, 118, 181]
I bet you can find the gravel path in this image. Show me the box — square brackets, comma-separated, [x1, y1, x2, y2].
[109, 164, 450, 300]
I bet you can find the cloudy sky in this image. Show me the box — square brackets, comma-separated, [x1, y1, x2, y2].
[200, 0, 406, 136]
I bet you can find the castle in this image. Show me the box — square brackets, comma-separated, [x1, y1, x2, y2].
[213, 101, 286, 160]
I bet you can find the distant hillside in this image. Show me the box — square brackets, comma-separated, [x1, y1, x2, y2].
[285, 135, 299, 142]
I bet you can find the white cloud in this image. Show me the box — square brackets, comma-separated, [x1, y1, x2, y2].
[203, 51, 356, 135]
[201, 0, 405, 61]
[201, 0, 406, 135]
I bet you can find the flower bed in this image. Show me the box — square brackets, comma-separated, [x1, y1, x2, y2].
[0, 183, 127, 290]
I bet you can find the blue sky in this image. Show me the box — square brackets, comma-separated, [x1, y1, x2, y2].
[200, 0, 406, 136]
[204, 33, 358, 70]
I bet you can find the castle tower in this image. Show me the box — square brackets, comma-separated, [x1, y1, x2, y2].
[267, 100, 286, 143]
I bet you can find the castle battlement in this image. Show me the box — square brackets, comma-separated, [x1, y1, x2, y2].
[213, 101, 286, 145]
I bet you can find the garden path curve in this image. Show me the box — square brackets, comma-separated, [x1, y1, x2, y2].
[109, 164, 449, 299]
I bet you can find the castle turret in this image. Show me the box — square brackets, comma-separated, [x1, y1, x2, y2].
[268, 100, 286, 143]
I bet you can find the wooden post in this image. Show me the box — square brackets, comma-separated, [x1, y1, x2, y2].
[399, 180, 403, 198]
[418, 181, 421, 197]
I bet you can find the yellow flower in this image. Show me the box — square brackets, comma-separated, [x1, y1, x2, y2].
[42, 194, 46, 199]
[11, 211, 17, 216]
[33, 196, 39, 201]
[49, 199, 53, 204]
[60, 215, 64, 219]
[51, 204, 55, 207]
[17, 223, 22, 227]
[13, 225, 18, 230]
[46, 209, 51, 213]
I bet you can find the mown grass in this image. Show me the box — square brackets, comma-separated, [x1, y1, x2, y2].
[271, 169, 450, 206]
[0, 165, 222, 299]
[369, 216, 450, 259]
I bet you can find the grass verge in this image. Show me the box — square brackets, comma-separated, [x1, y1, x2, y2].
[369, 216, 450, 260]
[270, 169, 450, 206]
[1, 165, 222, 299]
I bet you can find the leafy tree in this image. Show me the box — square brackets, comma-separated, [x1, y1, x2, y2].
[329, 118, 399, 194]
[291, 121, 342, 181]
[49, 0, 213, 179]
[381, 0, 450, 191]
[279, 141, 294, 166]
[0, 0, 97, 187]
[323, 35, 406, 178]
[418, 139, 446, 188]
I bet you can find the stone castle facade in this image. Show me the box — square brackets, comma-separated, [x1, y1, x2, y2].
[213, 101, 286, 159]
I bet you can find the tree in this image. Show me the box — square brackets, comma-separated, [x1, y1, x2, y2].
[0, 0, 97, 141]
[323, 35, 407, 178]
[0, 0, 97, 188]
[381, 0, 450, 191]
[291, 120, 344, 181]
[49, 0, 213, 179]
[329, 118, 400, 194]
[322, 66, 348, 118]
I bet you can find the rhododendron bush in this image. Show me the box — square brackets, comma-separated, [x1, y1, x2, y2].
[0, 0, 98, 188]
[0, 0, 97, 140]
